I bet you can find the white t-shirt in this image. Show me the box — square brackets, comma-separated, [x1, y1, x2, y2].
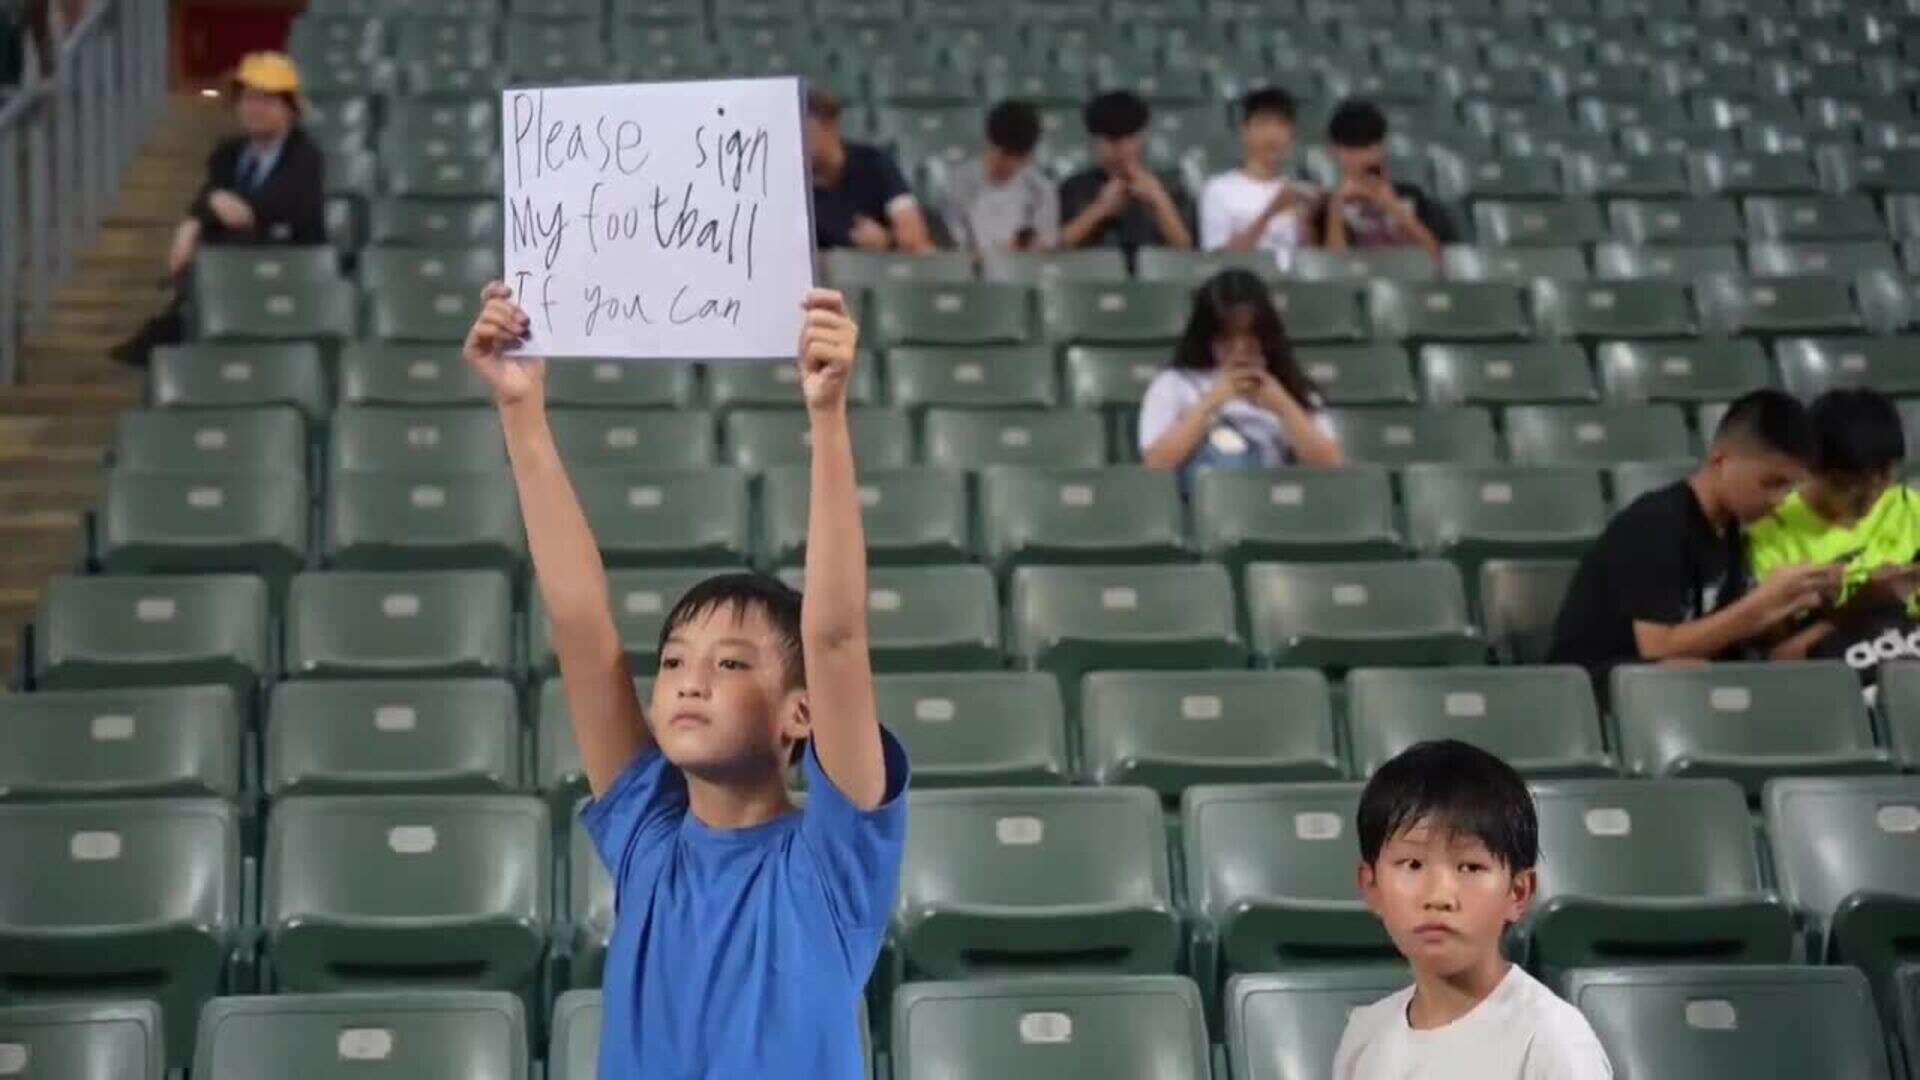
[1333, 966, 1614, 1080]
[1137, 368, 1291, 467]
[1199, 168, 1313, 271]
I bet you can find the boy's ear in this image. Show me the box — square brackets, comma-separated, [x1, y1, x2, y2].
[1356, 860, 1381, 914]
[781, 688, 812, 749]
[1505, 866, 1538, 924]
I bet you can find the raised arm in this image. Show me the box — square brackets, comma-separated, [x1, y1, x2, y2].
[797, 288, 886, 809]
[464, 283, 650, 795]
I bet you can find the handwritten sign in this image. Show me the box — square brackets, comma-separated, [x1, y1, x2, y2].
[502, 77, 815, 360]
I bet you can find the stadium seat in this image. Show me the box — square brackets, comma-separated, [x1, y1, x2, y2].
[1322, 406, 1499, 466]
[1565, 966, 1894, 1080]
[922, 408, 1106, 469]
[1473, 198, 1607, 247]
[786, 564, 1002, 672]
[1607, 198, 1745, 244]
[1745, 194, 1886, 242]
[0, 799, 243, 1068]
[1591, 242, 1745, 281]
[1182, 783, 1396, 989]
[337, 342, 493, 406]
[97, 469, 309, 580]
[1190, 466, 1405, 567]
[1748, 241, 1901, 277]
[1433, 155, 1566, 202]
[1504, 404, 1692, 465]
[1080, 669, 1341, 796]
[1348, 665, 1611, 777]
[329, 406, 506, 474]
[892, 787, 1181, 977]
[1897, 965, 1920, 1076]
[325, 471, 526, 570]
[887, 346, 1059, 411]
[283, 569, 513, 679]
[1062, 345, 1165, 441]
[562, 815, 611, 982]
[1294, 344, 1419, 405]
[1009, 564, 1246, 684]
[1775, 336, 1920, 398]
[1596, 338, 1773, 403]
[548, 409, 717, 471]
[149, 343, 327, 421]
[548, 989, 600, 1080]
[1765, 776, 1920, 1008]
[1873, 662, 1920, 770]
[1530, 279, 1700, 340]
[1522, 778, 1793, 972]
[1402, 464, 1608, 574]
[1222, 968, 1413, 1080]
[1689, 150, 1823, 196]
[723, 408, 914, 470]
[368, 198, 501, 247]
[824, 250, 975, 288]
[529, 567, 725, 678]
[1245, 560, 1482, 669]
[891, 976, 1210, 1080]
[1417, 342, 1599, 405]
[113, 406, 306, 475]
[761, 465, 969, 566]
[566, 468, 751, 566]
[978, 466, 1186, 571]
[32, 574, 271, 692]
[264, 795, 549, 992]
[980, 248, 1128, 285]
[1294, 247, 1439, 282]
[194, 246, 339, 292]
[1367, 281, 1531, 342]
[1442, 245, 1589, 284]
[1478, 559, 1578, 666]
[871, 283, 1032, 345]
[356, 245, 495, 298]
[544, 359, 698, 410]
[535, 673, 640, 823]
[1136, 249, 1278, 284]
[191, 991, 529, 1080]
[0, 1001, 165, 1080]
[1038, 281, 1192, 344]
[0, 684, 244, 799]
[705, 356, 878, 412]
[195, 277, 356, 342]
[1566, 150, 1692, 199]
[265, 678, 521, 796]
[1268, 283, 1373, 344]
[1697, 275, 1866, 337]
[873, 672, 1070, 787]
[384, 150, 504, 201]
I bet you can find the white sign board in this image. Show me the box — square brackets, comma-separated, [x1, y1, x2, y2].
[501, 77, 815, 360]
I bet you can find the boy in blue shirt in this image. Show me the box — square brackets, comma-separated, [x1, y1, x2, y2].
[463, 283, 908, 1078]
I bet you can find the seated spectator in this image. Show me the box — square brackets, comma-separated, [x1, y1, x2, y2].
[940, 99, 1058, 255]
[114, 51, 326, 366]
[806, 88, 934, 252]
[1137, 269, 1341, 491]
[1200, 86, 1315, 271]
[1059, 90, 1194, 253]
[1747, 388, 1920, 671]
[1548, 389, 1842, 691]
[1315, 99, 1455, 259]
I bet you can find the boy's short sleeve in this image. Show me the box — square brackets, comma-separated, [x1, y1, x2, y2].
[799, 727, 911, 936]
[1522, 1007, 1616, 1079]
[580, 748, 688, 886]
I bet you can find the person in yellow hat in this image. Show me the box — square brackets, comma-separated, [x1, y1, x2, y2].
[116, 51, 328, 365]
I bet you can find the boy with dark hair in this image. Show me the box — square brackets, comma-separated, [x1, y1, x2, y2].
[1058, 89, 1194, 252]
[1315, 98, 1455, 259]
[1336, 740, 1613, 1079]
[461, 283, 907, 1078]
[807, 87, 935, 252]
[940, 98, 1059, 254]
[1199, 86, 1315, 269]
[1549, 389, 1843, 686]
[1748, 388, 1920, 666]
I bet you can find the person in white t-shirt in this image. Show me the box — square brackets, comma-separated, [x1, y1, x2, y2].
[1198, 86, 1316, 272]
[1137, 268, 1341, 490]
[1334, 740, 1615, 1080]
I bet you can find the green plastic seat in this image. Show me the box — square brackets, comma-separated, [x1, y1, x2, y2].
[980, 249, 1128, 285]
[547, 409, 716, 471]
[1522, 778, 1793, 973]
[567, 468, 750, 566]
[265, 678, 521, 796]
[1607, 198, 1745, 244]
[534, 675, 651, 830]
[871, 283, 1033, 346]
[874, 672, 1070, 787]
[1898, 965, 1920, 1078]
[1596, 338, 1773, 403]
[329, 406, 506, 474]
[1038, 281, 1192, 345]
[264, 795, 549, 992]
[113, 406, 306, 474]
[149, 343, 327, 421]
[1246, 560, 1482, 669]
[1700, 274, 1868, 336]
[704, 356, 879, 412]
[356, 245, 495, 297]
[0, 799, 243, 1069]
[979, 466, 1186, 571]
[562, 814, 612, 987]
[1748, 241, 1901, 277]
[1473, 198, 1606, 247]
[1223, 969, 1413, 1080]
[1403, 463, 1607, 575]
[1417, 342, 1599, 405]
[1263, 282, 1372, 346]
[1775, 335, 1920, 398]
[1442, 245, 1589, 284]
[544, 359, 697, 410]
[324, 471, 525, 570]
[1191, 466, 1404, 567]
[785, 565, 1002, 672]
[892, 787, 1181, 978]
[368, 198, 501, 247]
[33, 574, 270, 692]
[1182, 783, 1396, 989]
[760, 465, 968, 567]
[1873, 662, 1920, 770]
[1348, 665, 1611, 776]
[1745, 194, 1887, 242]
[824, 250, 975, 288]
[1689, 150, 1822, 196]
[192, 991, 528, 1080]
[1505, 404, 1692, 465]
[97, 469, 309, 580]
[922, 408, 1105, 469]
[1531, 279, 1700, 340]
[891, 976, 1209, 1080]
[1591, 242, 1745, 282]
[722, 408, 914, 470]
[1433, 154, 1566, 202]
[194, 276, 356, 342]
[384, 151, 504, 200]
[548, 989, 600, 1080]
[1062, 345, 1166, 426]
[1294, 247, 1439, 282]
[1567, 965, 1893, 1080]
[1294, 344, 1419, 405]
[337, 342, 493, 406]
[887, 346, 1059, 411]
[1764, 776, 1920, 1009]
[1368, 280, 1531, 342]
[284, 569, 513, 679]
[529, 568, 727, 678]
[0, 1001, 165, 1080]
[1566, 151, 1692, 199]
[1010, 563, 1246, 682]
[1135, 249, 1279, 284]
[194, 246, 340, 293]
[1080, 669, 1340, 797]
[0, 685, 244, 800]
[1321, 407, 1499, 466]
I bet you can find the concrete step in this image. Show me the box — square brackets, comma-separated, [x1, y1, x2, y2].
[18, 336, 126, 383]
[84, 224, 179, 260]
[0, 384, 140, 413]
[0, 414, 120, 452]
[0, 450, 108, 516]
[48, 304, 154, 338]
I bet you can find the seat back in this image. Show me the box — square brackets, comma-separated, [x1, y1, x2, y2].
[192, 991, 529, 1080]
[891, 976, 1210, 1080]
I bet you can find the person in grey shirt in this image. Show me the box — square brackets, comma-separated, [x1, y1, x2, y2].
[940, 99, 1058, 254]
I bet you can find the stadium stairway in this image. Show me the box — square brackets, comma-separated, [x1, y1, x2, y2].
[1, 94, 229, 678]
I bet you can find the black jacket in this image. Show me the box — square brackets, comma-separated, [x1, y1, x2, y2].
[191, 126, 327, 246]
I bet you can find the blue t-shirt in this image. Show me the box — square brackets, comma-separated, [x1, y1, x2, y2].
[582, 729, 910, 1079]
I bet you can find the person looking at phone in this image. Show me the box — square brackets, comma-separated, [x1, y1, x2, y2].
[1315, 98, 1455, 260]
[1199, 85, 1316, 272]
[1058, 89, 1194, 253]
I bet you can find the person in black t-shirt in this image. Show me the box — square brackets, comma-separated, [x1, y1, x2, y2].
[1314, 99, 1456, 261]
[1058, 90, 1194, 253]
[1549, 390, 1843, 692]
[806, 88, 934, 252]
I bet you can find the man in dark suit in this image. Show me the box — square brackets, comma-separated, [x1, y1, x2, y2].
[115, 50, 327, 366]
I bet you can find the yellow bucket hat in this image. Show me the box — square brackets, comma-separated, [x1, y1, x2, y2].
[232, 51, 303, 110]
